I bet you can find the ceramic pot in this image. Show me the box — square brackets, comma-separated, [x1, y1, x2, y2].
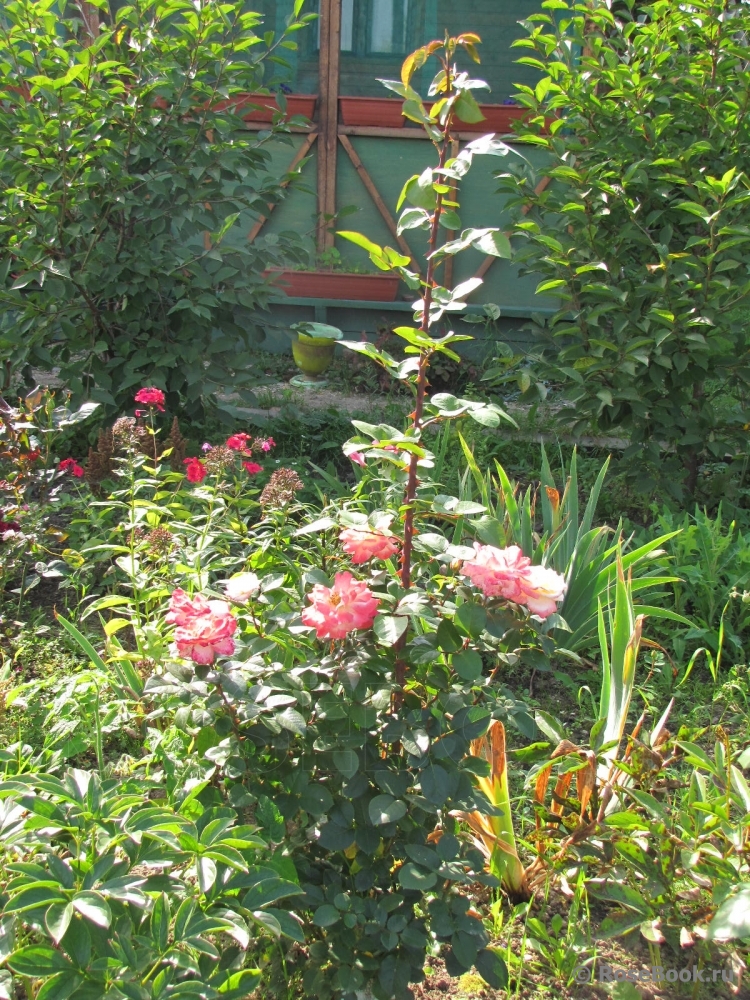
[291, 332, 336, 379]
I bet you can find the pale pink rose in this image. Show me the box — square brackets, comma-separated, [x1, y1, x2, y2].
[174, 610, 237, 664]
[460, 543, 530, 602]
[516, 564, 567, 618]
[166, 588, 231, 626]
[460, 544, 566, 619]
[301, 571, 379, 640]
[340, 528, 399, 564]
[224, 572, 260, 603]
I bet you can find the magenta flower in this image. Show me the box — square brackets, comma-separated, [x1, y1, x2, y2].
[58, 458, 85, 478]
[516, 564, 568, 617]
[166, 588, 218, 626]
[242, 461, 263, 475]
[226, 432, 251, 451]
[223, 572, 260, 603]
[461, 544, 530, 602]
[184, 457, 207, 483]
[134, 387, 165, 412]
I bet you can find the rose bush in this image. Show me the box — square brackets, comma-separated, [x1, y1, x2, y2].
[0, 34, 711, 1000]
[31, 38, 582, 999]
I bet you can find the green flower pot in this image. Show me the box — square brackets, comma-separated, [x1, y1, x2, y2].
[287, 322, 343, 388]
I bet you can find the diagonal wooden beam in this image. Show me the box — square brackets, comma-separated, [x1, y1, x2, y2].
[472, 175, 553, 282]
[247, 132, 317, 244]
[338, 133, 421, 274]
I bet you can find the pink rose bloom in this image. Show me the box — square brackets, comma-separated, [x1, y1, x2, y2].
[461, 543, 531, 602]
[301, 571, 379, 640]
[349, 451, 366, 468]
[174, 612, 237, 665]
[516, 564, 567, 618]
[166, 588, 231, 625]
[460, 544, 566, 619]
[134, 387, 165, 412]
[340, 528, 399, 564]
[167, 588, 237, 664]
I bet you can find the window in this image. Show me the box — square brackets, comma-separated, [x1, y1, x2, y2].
[317, 0, 418, 56]
[368, 0, 410, 54]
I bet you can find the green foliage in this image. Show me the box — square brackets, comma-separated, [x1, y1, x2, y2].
[0, 768, 273, 998]
[458, 443, 685, 648]
[651, 505, 750, 669]
[0, 0, 314, 418]
[586, 735, 750, 953]
[495, 0, 750, 497]
[523, 872, 591, 987]
[0, 387, 99, 598]
[2, 16, 750, 999]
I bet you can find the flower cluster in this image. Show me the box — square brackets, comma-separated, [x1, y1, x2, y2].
[302, 571, 379, 639]
[167, 588, 237, 665]
[134, 387, 166, 412]
[181, 432, 275, 484]
[259, 468, 303, 508]
[184, 457, 206, 483]
[112, 416, 139, 450]
[225, 433, 274, 455]
[143, 526, 175, 558]
[203, 445, 236, 475]
[460, 543, 566, 618]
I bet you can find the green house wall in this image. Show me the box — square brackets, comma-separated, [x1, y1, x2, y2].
[235, 0, 551, 353]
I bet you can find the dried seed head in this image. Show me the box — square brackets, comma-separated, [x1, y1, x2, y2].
[97, 426, 114, 460]
[145, 526, 174, 557]
[112, 416, 138, 451]
[166, 417, 187, 471]
[204, 445, 236, 474]
[85, 446, 106, 487]
[259, 467, 303, 508]
[135, 423, 157, 461]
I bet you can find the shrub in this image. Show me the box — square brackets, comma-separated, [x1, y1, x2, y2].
[494, 0, 750, 498]
[0, 0, 314, 419]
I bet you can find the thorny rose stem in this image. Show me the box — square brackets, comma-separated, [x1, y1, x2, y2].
[396, 56, 454, 693]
